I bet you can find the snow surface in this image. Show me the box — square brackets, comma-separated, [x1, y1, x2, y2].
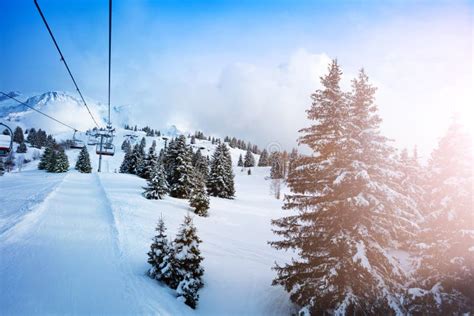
[0, 131, 295, 314]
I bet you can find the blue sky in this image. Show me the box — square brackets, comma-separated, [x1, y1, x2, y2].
[1, 0, 472, 156]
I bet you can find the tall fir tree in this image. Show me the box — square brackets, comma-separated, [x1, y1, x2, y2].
[128, 143, 144, 175]
[161, 214, 204, 309]
[52, 149, 69, 173]
[168, 135, 195, 199]
[244, 149, 256, 167]
[270, 62, 418, 314]
[148, 216, 171, 281]
[119, 148, 133, 173]
[46, 134, 56, 148]
[139, 136, 146, 151]
[75, 147, 92, 173]
[38, 147, 54, 170]
[121, 139, 131, 152]
[257, 149, 269, 166]
[13, 126, 24, 143]
[136, 140, 148, 177]
[189, 172, 209, 217]
[237, 154, 244, 167]
[192, 149, 209, 181]
[407, 120, 473, 314]
[287, 148, 299, 176]
[143, 161, 169, 200]
[163, 138, 177, 182]
[270, 152, 283, 179]
[26, 128, 36, 145]
[207, 143, 235, 198]
[142, 145, 159, 180]
[398, 148, 426, 228]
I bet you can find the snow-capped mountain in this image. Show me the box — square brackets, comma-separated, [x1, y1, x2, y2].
[1, 91, 104, 133]
[0, 91, 188, 140]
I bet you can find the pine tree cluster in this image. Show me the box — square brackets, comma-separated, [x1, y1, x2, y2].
[38, 146, 69, 173]
[119, 133, 234, 213]
[269, 60, 474, 314]
[124, 124, 161, 137]
[224, 136, 260, 154]
[148, 215, 204, 309]
[26, 128, 54, 149]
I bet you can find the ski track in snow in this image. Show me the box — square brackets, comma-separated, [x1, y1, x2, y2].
[0, 169, 65, 238]
[0, 172, 145, 314]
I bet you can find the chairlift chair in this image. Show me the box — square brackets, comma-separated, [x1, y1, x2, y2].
[95, 127, 115, 156]
[70, 130, 85, 149]
[96, 141, 115, 156]
[87, 134, 98, 145]
[0, 135, 12, 158]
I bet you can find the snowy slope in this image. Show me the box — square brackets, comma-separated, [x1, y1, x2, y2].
[0, 132, 293, 314]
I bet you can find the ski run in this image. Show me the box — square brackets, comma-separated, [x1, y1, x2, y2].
[0, 158, 295, 315]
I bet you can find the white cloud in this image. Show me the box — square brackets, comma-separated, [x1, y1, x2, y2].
[126, 49, 332, 152]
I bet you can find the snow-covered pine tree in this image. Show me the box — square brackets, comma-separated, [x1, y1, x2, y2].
[407, 119, 473, 314]
[26, 128, 36, 145]
[207, 143, 235, 198]
[52, 149, 69, 173]
[163, 138, 177, 182]
[169, 135, 195, 199]
[46, 150, 57, 172]
[244, 149, 255, 167]
[237, 154, 243, 167]
[32, 129, 47, 149]
[141, 145, 159, 180]
[270, 152, 283, 179]
[13, 126, 24, 143]
[189, 172, 209, 217]
[163, 214, 204, 309]
[38, 147, 54, 170]
[75, 146, 92, 173]
[192, 149, 200, 166]
[16, 142, 27, 153]
[192, 149, 209, 181]
[258, 149, 269, 166]
[136, 142, 148, 178]
[147, 216, 171, 281]
[270, 62, 418, 314]
[287, 148, 299, 176]
[139, 136, 146, 151]
[128, 143, 144, 175]
[398, 148, 426, 228]
[45, 134, 56, 148]
[143, 160, 169, 200]
[119, 148, 132, 173]
[121, 139, 131, 152]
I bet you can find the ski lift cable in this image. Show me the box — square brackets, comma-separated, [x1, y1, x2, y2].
[0, 92, 83, 132]
[107, 0, 112, 126]
[33, 0, 101, 129]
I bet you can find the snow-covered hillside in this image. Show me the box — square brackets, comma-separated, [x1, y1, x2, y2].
[0, 122, 295, 314]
